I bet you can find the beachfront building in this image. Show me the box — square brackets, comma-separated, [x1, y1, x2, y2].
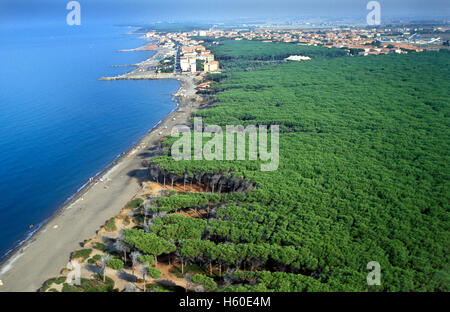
[180, 57, 197, 73]
[180, 57, 190, 72]
[204, 61, 220, 72]
[190, 62, 197, 72]
[179, 43, 218, 73]
[182, 45, 207, 53]
[198, 52, 215, 62]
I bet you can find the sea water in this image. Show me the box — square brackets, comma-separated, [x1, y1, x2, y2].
[0, 22, 179, 262]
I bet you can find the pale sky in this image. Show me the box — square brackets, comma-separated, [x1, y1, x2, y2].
[1, 0, 449, 24]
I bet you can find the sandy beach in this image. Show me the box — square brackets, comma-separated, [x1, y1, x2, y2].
[0, 71, 201, 292]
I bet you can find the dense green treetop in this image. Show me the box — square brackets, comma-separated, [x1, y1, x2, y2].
[150, 41, 449, 291]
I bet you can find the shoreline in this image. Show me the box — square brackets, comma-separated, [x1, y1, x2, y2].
[0, 79, 182, 271]
[0, 41, 200, 290]
[2, 100, 173, 258]
[0, 43, 168, 267]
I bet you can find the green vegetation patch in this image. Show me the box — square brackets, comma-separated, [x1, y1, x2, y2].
[155, 192, 224, 213]
[126, 198, 144, 209]
[150, 39, 449, 291]
[170, 264, 206, 278]
[88, 254, 102, 264]
[210, 38, 346, 60]
[61, 275, 116, 292]
[107, 258, 124, 270]
[41, 276, 67, 292]
[123, 229, 176, 257]
[104, 218, 117, 232]
[72, 249, 92, 261]
[93, 242, 107, 252]
[220, 271, 331, 292]
[202, 38, 347, 70]
[138, 254, 155, 266]
[147, 267, 162, 279]
[191, 274, 217, 291]
[158, 55, 175, 73]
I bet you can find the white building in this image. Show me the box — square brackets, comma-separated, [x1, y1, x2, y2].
[180, 57, 190, 72]
[180, 57, 197, 72]
[285, 55, 312, 61]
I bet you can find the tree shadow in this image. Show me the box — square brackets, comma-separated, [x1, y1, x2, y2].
[137, 145, 160, 159]
[85, 264, 102, 275]
[127, 168, 149, 185]
[155, 279, 186, 292]
[118, 271, 137, 282]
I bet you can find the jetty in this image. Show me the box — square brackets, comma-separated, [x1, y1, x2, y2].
[100, 73, 179, 81]
[100, 45, 177, 81]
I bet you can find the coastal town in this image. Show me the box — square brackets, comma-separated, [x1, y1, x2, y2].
[100, 24, 449, 82]
[100, 31, 221, 81]
[187, 25, 448, 55]
[1, 13, 448, 293]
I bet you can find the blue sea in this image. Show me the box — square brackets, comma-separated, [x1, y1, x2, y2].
[0, 23, 180, 262]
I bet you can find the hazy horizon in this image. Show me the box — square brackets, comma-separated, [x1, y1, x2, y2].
[1, 0, 449, 27]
